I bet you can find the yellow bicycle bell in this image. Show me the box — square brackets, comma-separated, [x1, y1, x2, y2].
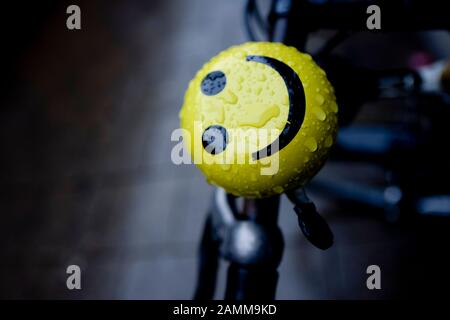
[180, 42, 338, 198]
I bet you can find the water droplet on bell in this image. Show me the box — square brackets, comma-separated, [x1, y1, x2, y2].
[272, 186, 284, 194]
[238, 104, 280, 128]
[315, 94, 325, 105]
[234, 51, 245, 58]
[220, 90, 238, 104]
[324, 136, 333, 148]
[305, 137, 318, 152]
[330, 101, 338, 113]
[313, 107, 326, 121]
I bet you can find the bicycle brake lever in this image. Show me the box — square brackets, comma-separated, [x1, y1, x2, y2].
[286, 189, 333, 250]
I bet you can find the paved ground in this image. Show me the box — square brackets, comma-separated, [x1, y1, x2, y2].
[2, 0, 450, 299]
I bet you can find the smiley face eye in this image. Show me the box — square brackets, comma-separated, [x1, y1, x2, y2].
[201, 71, 226, 96]
[202, 125, 228, 154]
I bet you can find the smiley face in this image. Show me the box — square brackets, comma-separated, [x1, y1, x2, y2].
[180, 42, 338, 198]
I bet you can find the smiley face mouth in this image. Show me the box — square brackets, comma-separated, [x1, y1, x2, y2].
[246, 55, 305, 160]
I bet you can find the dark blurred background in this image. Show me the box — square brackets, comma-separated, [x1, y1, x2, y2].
[1, 0, 450, 299]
